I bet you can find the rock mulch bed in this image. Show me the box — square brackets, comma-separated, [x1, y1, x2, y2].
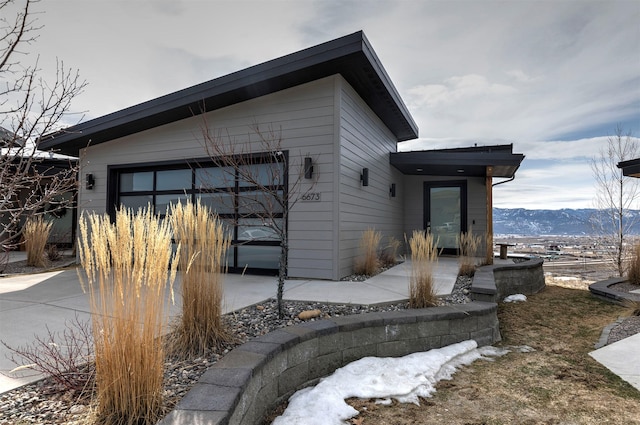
[0, 273, 472, 424]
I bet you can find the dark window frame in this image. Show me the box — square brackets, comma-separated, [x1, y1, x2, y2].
[106, 153, 288, 274]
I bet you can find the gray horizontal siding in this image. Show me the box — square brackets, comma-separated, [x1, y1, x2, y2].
[337, 80, 404, 278]
[79, 76, 340, 279]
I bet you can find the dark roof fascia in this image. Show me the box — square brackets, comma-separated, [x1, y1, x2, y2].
[618, 158, 640, 177]
[40, 31, 418, 156]
[390, 146, 525, 178]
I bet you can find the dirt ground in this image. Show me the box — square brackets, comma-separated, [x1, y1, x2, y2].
[344, 283, 640, 425]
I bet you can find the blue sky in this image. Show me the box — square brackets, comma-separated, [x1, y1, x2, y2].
[10, 0, 640, 209]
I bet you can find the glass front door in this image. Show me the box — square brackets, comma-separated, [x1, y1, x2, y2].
[424, 181, 467, 255]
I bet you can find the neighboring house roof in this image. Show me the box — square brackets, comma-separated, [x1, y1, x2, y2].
[39, 31, 418, 157]
[390, 144, 525, 178]
[618, 158, 640, 178]
[0, 126, 25, 148]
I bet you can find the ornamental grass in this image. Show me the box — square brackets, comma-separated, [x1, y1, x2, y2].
[24, 216, 52, 267]
[457, 228, 481, 277]
[627, 242, 640, 286]
[168, 200, 232, 358]
[354, 228, 382, 276]
[78, 207, 178, 425]
[408, 230, 439, 308]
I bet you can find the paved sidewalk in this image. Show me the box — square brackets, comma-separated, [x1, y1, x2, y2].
[2, 255, 638, 396]
[590, 332, 640, 391]
[0, 258, 458, 394]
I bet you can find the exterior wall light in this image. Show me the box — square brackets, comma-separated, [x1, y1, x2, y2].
[390, 183, 396, 197]
[361, 168, 369, 186]
[86, 173, 95, 190]
[304, 157, 314, 179]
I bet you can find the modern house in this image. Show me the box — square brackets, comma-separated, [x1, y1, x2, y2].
[40, 31, 524, 280]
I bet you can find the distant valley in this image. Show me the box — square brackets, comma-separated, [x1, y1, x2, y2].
[493, 208, 640, 236]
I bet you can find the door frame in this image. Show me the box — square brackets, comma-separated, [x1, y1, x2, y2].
[423, 180, 468, 255]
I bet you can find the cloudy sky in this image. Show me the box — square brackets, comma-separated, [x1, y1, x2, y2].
[9, 0, 640, 209]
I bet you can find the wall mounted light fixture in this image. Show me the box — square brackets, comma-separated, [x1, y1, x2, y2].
[390, 183, 396, 197]
[85, 173, 95, 190]
[304, 157, 314, 179]
[360, 168, 369, 186]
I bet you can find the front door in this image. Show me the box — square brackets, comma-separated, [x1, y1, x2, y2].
[424, 181, 467, 255]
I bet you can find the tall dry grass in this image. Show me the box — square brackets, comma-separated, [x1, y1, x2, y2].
[457, 229, 481, 277]
[168, 200, 232, 358]
[78, 207, 178, 425]
[24, 216, 52, 267]
[379, 236, 401, 267]
[408, 230, 439, 308]
[354, 228, 382, 276]
[627, 242, 640, 285]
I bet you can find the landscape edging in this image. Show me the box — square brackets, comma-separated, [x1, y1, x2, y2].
[157, 301, 501, 425]
[588, 277, 628, 304]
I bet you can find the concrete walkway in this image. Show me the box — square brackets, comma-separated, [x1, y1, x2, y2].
[1, 254, 638, 396]
[0, 257, 458, 394]
[590, 332, 640, 391]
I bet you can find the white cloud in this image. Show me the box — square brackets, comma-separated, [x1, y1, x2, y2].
[9, 0, 637, 209]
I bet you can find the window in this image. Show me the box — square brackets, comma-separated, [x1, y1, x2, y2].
[109, 154, 287, 274]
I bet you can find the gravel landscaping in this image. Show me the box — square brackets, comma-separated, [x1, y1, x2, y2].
[1, 261, 639, 424]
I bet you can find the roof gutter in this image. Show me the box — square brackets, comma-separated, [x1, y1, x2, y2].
[492, 176, 515, 187]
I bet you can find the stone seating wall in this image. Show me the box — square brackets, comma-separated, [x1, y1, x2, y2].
[471, 258, 545, 303]
[158, 302, 501, 425]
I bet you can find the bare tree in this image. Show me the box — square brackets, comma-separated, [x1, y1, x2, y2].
[199, 123, 317, 318]
[590, 125, 640, 277]
[0, 0, 85, 251]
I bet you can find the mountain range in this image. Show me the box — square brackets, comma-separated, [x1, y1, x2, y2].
[493, 208, 640, 236]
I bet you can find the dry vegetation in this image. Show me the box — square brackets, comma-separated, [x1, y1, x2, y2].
[24, 216, 52, 268]
[457, 229, 481, 277]
[78, 208, 178, 425]
[167, 200, 232, 358]
[347, 283, 640, 425]
[628, 243, 640, 285]
[354, 228, 382, 276]
[408, 230, 439, 308]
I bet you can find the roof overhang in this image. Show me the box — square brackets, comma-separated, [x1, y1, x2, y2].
[40, 31, 418, 157]
[618, 158, 640, 178]
[390, 144, 524, 178]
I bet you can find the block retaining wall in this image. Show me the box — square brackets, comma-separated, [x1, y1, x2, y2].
[158, 301, 500, 425]
[589, 277, 630, 304]
[471, 258, 545, 303]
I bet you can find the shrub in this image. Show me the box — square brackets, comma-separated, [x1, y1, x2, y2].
[46, 244, 62, 261]
[354, 228, 382, 276]
[24, 216, 52, 267]
[78, 207, 178, 425]
[1, 314, 94, 398]
[408, 230, 439, 308]
[457, 229, 481, 277]
[627, 242, 640, 285]
[168, 200, 232, 358]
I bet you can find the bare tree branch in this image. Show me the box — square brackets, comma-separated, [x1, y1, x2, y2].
[198, 121, 317, 317]
[590, 125, 640, 276]
[0, 0, 85, 250]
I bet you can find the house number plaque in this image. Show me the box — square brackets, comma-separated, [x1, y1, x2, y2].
[300, 192, 321, 202]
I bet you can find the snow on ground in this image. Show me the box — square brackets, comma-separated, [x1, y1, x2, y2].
[272, 340, 511, 425]
[504, 294, 527, 303]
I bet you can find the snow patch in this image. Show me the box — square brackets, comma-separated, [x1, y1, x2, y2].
[272, 340, 509, 425]
[504, 294, 527, 303]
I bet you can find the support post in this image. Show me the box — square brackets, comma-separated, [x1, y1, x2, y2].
[486, 166, 494, 265]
